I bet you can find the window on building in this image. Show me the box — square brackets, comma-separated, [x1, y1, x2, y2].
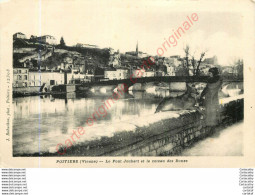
[18, 70, 21, 73]
[23, 75, 27, 80]
[50, 80, 55, 85]
[18, 75, 22, 80]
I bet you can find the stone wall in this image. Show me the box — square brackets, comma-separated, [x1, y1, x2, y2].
[13, 86, 47, 97]
[51, 84, 76, 93]
[13, 48, 37, 53]
[107, 97, 244, 156]
[13, 86, 41, 93]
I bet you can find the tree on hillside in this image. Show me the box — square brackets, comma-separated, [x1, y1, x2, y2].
[183, 45, 207, 76]
[60, 37, 66, 47]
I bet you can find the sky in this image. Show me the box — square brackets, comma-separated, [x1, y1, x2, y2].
[1, 0, 243, 65]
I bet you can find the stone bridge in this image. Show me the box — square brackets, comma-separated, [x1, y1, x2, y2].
[78, 76, 243, 93]
[81, 76, 241, 86]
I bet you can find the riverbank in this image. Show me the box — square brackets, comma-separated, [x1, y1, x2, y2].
[13, 86, 50, 97]
[14, 95, 244, 157]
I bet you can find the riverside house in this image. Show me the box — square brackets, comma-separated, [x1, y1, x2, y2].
[29, 71, 88, 90]
[104, 69, 129, 80]
[13, 67, 29, 87]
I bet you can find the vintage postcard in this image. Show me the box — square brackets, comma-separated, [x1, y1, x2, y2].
[0, 0, 254, 168]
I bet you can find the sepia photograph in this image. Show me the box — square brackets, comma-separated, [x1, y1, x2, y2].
[11, 5, 244, 157]
[0, 0, 254, 167]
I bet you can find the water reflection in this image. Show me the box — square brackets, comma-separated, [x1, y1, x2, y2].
[12, 91, 162, 155]
[12, 82, 243, 155]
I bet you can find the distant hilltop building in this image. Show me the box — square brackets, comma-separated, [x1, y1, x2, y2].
[125, 41, 148, 58]
[30, 35, 57, 45]
[76, 43, 99, 49]
[13, 32, 27, 39]
[13, 32, 57, 45]
[203, 56, 218, 65]
[170, 55, 181, 59]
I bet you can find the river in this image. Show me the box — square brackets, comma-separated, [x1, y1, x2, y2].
[13, 91, 166, 155]
[12, 82, 243, 156]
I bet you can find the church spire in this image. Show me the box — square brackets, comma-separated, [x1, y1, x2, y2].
[136, 41, 138, 56]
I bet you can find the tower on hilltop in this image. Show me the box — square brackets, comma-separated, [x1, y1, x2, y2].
[136, 41, 138, 57]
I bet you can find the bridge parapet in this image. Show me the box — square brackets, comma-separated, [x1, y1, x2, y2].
[80, 76, 243, 87]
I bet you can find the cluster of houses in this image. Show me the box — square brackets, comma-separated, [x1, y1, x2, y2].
[13, 32, 232, 89]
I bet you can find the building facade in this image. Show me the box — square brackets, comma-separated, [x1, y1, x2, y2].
[132, 69, 155, 78]
[104, 69, 129, 80]
[108, 51, 121, 68]
[29, 71, 88, 88]
[166, 66, 176, 76]
[32, 35, 57, 45]
[13, 32, 27, 40]
[13, 68, 29, 87]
